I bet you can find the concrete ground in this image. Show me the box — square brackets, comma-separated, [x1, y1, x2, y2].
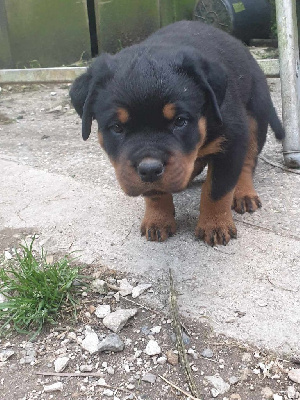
[0, 79, 299, 357]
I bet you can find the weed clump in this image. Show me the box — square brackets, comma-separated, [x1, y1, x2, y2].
[0, 238, 87, 339]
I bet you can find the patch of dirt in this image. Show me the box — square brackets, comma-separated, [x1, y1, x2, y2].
[0, 233, 299, 400]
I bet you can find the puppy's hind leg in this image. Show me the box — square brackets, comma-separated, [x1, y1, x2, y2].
[232, 115, 262, 214]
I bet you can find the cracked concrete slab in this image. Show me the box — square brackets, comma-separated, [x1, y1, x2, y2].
[0, 80, 299, 356]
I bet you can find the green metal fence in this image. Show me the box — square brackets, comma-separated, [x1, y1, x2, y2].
[0, 0, 196, 69]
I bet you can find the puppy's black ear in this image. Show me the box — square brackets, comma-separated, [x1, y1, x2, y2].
[177, 50, 227, 124]
[69, 72, 91, 118]
[70, 53, 115, 141]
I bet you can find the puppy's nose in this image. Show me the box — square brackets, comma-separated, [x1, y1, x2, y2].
[137, 158, 164, 182]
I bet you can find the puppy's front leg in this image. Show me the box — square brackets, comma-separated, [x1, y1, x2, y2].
[195, 163, 237, 246]
[141, 194, 176, 242]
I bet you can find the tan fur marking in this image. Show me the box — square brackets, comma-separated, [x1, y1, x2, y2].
[197, 136, 226, 159]
[195, 164, 237, 245]
[198, 117, 207, 144]
[141, 194, 176, 241]
[97, 131, 104, 148]
[117, 107, 130, 124]
[233, 116, 261, 213]
[163, 103, 176, 120]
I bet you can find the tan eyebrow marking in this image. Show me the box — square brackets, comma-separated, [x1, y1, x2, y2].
[117, 107, 130, 124]
[162, 103, 176, 120]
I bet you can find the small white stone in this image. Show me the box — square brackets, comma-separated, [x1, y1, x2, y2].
[80, 364, 93, 372]
[54, 356, 69, 373]
[102, 309, 138, 333]
[95, 305, 111, 319]
[0, 293, 6, 303]
[4, 251, 12, 260]
[132, 284, 152, 298]
[150, 326, 161, 334]
[126, 384, 135, 390]
[287, 386, 296, 399]
[44, 382, 63, 392]
[50, 92, 57, 96]
[205, 375, 230, 394]
[0, 350, 14, 362]
[145, 340, 161, 356]
[107, 366, 115, 375]
[288, 369, 300, 384]
[103, 389, 114, 397]
[157, 356, 167, 365]
[81, 326, 100, 354]
[273, 395, 283, 400]
[119, 279, 133, 296]
[96, 378, 107, 386]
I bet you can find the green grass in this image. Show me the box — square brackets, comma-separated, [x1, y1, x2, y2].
[0, 238, 87, 340]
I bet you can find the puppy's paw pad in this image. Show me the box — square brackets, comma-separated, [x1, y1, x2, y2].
[195, 221, 237, 246]
[232, 195, 262, 214]
[141, 218, 176, 242]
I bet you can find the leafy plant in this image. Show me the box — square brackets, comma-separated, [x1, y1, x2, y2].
[0, 238, 87, 340]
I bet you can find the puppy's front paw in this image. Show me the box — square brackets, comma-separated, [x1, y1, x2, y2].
[232, 194, 262, 214]
[141, 215, 176, 242]
[195, 218, 237, 246]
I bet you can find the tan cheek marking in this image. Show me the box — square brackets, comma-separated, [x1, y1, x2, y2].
[117, 107, 130, 124]
[98, 131, 104, 148]
[197, 136, 226, 158]
[198, 117, 207, 144]
[163, 103, 176, 120]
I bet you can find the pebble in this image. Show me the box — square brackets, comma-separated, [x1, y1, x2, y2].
[166, 350, 179, 366]
[0, 293, 6, 303]
[211, 388, 219, 397]
[4, 250, 12, 260]
[54, 356, 69, 373]
[288, 369, 300, 384]
[132, 283, 152, 298]
[142, 373, 157, 384]
[0, 350, 14, 362]
[44, 382, 63, 392]
[201, 348, 213, 358]
[273, 395, 283, 400]
[261, 387, 273, 399]
[230, 395, 241, 400]
[103, 389, 114, 397]
[229, 376, 239, 385]
[150, 326, 161, 334]
[157, 356, 167, 365]
[50, 92, 57, 96]
[119, 279, 133, 296]
[98, 333, 124, 352]
[145, 340, 161, 356]
[205, 374, 230, 394]
[81, 326, 100, 354]
[95, 305, 111, 319]
[80, 364, 93, 372]
[287, 386, 297, 399]
[103, 309, 138, 333]
[91, 279, 108, 294]
[107, 366, 115, 375]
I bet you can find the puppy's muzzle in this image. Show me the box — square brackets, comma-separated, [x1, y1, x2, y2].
[137, 158, 164, 182]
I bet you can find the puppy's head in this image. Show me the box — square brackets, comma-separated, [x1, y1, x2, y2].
[70, 47, 227, 196]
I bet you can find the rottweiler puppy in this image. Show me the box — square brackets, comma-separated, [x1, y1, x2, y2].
[70, 21, 285, 246]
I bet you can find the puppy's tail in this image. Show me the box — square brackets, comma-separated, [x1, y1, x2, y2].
[269, 104, 285, 140]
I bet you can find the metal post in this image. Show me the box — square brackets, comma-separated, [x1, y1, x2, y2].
[275, 0, 300, 168]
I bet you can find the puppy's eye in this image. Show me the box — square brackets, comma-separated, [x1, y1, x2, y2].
[174, 117, 188, 128]
[111, 123, 124, 134]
